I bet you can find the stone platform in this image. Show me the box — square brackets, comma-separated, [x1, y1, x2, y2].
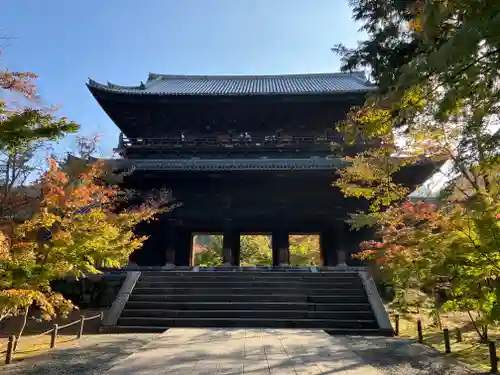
[103, 328, 385, 374]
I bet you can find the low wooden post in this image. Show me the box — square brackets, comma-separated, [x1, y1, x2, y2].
[394, 314, 399, 336]
[489, 341, 498, 374]
[417, 320, 423, 344]
[443, 328, 451, 353]
[50, 324, 58, 348]
[5, 335, 15, 364]
[455, 328, 462, 343]
[77, 315, 85, 339]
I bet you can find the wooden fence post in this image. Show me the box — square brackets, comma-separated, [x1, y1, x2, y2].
[50, 324, 58, 348]
[5, 335, 15, 364]
[455, 328, 462, 343]
[77, 315, 85, 339]
[394, 314, 399, 336]
[489, 341, 498, 374]
[443, 328, 451, 353]
[417, 319, 423, 344]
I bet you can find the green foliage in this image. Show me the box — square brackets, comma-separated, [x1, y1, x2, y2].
[336, 0, 500, 341]
[289, 235, 320, 266]
[0, 106, 78, 151]
[193, 235, 223, 266]
[0, 69, 78, 152]
[240, 235, 273, 266]
[193, 235, 321, 267]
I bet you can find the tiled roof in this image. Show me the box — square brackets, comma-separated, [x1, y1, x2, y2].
[87, 72, 374, 96]
[113, 157, 347, 171]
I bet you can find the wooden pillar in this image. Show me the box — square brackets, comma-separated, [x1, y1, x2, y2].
[320, 228, 337, 267]
[272, 230, 289, 267]
[223, 220, 240, 266]
[232, 231, 241, 266]
[164, 219, 177, 267]
[223, 224, 233, 266]
[334, 221, 348, 267]
[175, 228, 192, 267]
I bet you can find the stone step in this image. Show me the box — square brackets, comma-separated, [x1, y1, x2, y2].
[110, 270, 391, 334]
[117, 317, 379, 329]
[120, 309, 375, 320]
[140, 272, 360, 279]
[107, 326, 390, 336]
[138, 277, 362, 285]
[132, 287, 365, 296]
[128, 294, 368, 303]
[124, 301, 372, 311]
[135, 281, 363, 289]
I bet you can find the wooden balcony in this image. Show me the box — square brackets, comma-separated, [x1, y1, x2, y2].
[114, 133, 366, 158]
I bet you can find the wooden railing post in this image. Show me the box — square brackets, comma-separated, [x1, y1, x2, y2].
[5, 335, 15, 364]
[455, 328, 462, 343]
[394, 314, 399, 336]
[489, 341, 498, 374]
[50, 324, 58, 348]
[100, 311, 104, 321]
[443, 328, 451, 353]
[417, 320, 423, 344]
[77, 315, 85, 339]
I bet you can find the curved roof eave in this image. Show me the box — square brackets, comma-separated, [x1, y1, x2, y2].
[87, 71, 376, 97]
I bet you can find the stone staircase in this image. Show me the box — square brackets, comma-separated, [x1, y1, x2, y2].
[111, 269, 393, 336]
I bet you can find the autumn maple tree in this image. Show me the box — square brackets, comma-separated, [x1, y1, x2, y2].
[335, 0, 500, 340]
[0, 54, 170, 343]
[0, 157, 170, 329]
[0, 54, 79, 218]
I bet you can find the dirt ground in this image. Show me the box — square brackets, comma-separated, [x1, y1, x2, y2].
[390, 309, 499, 372]
[0, 308, 106, 362]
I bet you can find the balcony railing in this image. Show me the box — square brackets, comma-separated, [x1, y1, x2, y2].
[117, 133, 346, 152]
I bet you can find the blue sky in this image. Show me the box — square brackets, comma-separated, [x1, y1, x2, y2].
[2, 0, 364, 156]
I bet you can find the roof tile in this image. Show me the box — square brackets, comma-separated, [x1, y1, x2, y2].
[88, 72, 374, 96]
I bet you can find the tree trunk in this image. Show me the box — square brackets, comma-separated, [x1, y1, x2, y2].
[482, 325, 488, 343]
[13, 306, 29, 352]
[467, 310, 487, 342]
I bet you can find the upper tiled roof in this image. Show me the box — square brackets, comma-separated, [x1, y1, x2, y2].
[87, 72, 374, 96]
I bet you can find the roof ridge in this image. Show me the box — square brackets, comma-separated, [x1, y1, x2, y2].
[147, 71, 366, 82]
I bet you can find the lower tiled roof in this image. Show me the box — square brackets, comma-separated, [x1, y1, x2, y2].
[114, 158, 346, 171]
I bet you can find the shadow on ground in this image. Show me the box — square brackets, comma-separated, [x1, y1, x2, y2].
[344, 336, 484, 375]
[0, 329, 483, 375]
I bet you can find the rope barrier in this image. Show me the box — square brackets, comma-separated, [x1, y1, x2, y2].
[3, 311, 104, 364]
[83, 313, 103, 321]
[22, 327, 55, 340]
[57, 320, 81, 330]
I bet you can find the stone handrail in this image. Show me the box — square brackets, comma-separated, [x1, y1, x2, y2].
[358, 271, 394, 334]
[101, 271, 141, 328]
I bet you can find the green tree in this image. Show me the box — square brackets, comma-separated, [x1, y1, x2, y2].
[335, 0, 500, 341]
[0, 68, 78, 151]
[289, 235, 320, 266]
[240, 235, 272, 266]
[193, 235, 223, 266]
